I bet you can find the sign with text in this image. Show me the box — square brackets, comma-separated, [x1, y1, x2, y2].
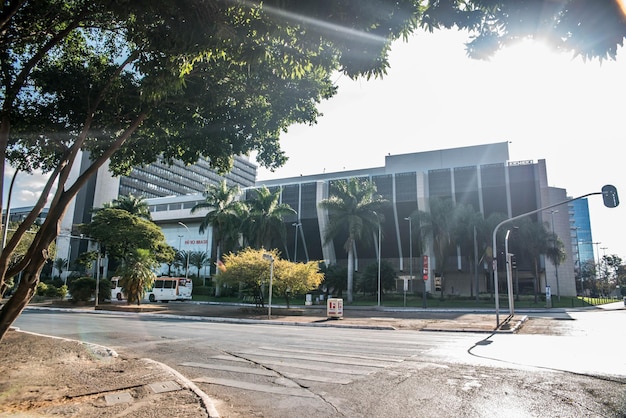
[422, 255, 429, 281]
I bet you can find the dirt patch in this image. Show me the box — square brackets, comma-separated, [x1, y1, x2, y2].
[0, 330, 206, 417]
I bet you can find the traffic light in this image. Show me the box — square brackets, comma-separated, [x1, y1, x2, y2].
[510, 255, 517, 270]
[602, 184, 619, 208]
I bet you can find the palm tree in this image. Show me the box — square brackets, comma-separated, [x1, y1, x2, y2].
[189, 251, 211, 278]
[545, 231, 567, 301]
[418, 197, 458, 297]
[192, 180, 244, 259]
[116, 249, 158, 305]
[174, 250, 188, 276]
[516, 218, 551, 303]
[318, 178, 388, 303]
[104, 193, 151, 220]
[452, 203, 484, 298]
[241, 186, 296, 251]
[53, 257, 67, 278]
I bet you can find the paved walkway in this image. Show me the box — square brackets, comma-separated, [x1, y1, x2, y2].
[45, 299, 529, 332]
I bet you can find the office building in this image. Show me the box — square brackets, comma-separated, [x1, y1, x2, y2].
[146, 142, 589, 297]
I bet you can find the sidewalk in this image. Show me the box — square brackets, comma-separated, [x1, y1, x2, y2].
[0, 301, 530, 417]
[33, 299, 530, 332]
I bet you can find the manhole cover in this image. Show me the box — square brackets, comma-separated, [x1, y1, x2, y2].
[148, 380, 181, 394]
[105, 392, 133, 405]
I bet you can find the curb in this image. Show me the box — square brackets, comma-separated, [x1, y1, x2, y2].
[143, 358, 220, 418]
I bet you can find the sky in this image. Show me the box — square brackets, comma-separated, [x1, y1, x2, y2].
[255, 29, 626, 259]
[5, 29, 626, 258]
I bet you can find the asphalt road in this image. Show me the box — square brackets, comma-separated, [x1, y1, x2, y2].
[14, 305, 626, 417]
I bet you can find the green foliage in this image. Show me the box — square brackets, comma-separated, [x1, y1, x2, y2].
[272, 259, 324, 307]
[358, 261, 398, 295]
[188, 251, 211, 277]
[80, 208, 169, 263]
[320, 264, 348, 297]
[75, 251, 98, 274]
[4, 225, 55, 271]
[53, 258, 68, 275]
[36, 282, 48, 296]
[191, 180, 244, 256]
[102, 194, 152, 220]
[116, 249, 158, 305]
[219, 248, 322, 306]
[35, 281, 67, 298]
[318, 178, 389, 303]
[68, 277, 97, 302]
[241, 186, 297, 250]
[219, 248, 279, 296]
[98, 279, 112, 303]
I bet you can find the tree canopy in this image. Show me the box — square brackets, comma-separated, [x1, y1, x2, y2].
[1, 0, 624, 340]
[318, 177, 388, 303]
[0, 1, 424, 339]
[218, 247, 323, 307]
[79, 208, 173, 264]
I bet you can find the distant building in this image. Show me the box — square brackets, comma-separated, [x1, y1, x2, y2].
[2, 206, 48, 226]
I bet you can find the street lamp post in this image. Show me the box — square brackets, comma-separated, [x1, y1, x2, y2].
[505, 229, 515, 315]
[373, 212, 381, 307]
[95, 242, 102, 307]
[491, 189, 614, 328]
[404, 217, 413, 308]
[548, 210, 560, 301]
[263, 253, 274, 319]
[292, 222, 300, 262]
[178, 222, 190, 280]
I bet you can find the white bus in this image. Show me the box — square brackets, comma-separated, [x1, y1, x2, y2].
[111, 277, 124, 300]
[110, 276, 193, 302]
[145, 277, 193, 302]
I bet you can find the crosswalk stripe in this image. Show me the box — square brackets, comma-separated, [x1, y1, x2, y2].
[180, 362, 277, 376]
[193, 377, 316, 398]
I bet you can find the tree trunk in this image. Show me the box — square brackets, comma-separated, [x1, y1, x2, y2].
[214, 242, 222, 297]
[0, 259, 45, 341]
[346, 248, 354, 303]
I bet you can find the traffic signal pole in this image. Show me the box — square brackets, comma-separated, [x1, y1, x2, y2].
[492, 186, 619, 329]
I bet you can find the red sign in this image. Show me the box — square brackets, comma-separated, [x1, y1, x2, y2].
[422, 255, 429, 281]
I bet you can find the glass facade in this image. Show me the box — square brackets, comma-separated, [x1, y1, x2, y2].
[569, 198, 594, 265]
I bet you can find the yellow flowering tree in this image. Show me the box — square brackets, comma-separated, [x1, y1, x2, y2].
[272, 260, 323, 308]
[219, 248, 322, 307]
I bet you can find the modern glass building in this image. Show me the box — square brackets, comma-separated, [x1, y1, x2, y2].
[569, 198, 595, 266]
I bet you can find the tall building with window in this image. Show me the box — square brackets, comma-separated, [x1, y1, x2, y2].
[252, 142, 579, 296]
[569, 198, 595, 266]
[141, 142, 593, 297]
[56, 152, 256, 278]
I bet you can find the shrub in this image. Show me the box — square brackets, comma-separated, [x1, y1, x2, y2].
[36, 282, 48, 295]
[57, 285, 68, 299]
[98, 278, 112, 302]
[68, 277, 96, 302]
